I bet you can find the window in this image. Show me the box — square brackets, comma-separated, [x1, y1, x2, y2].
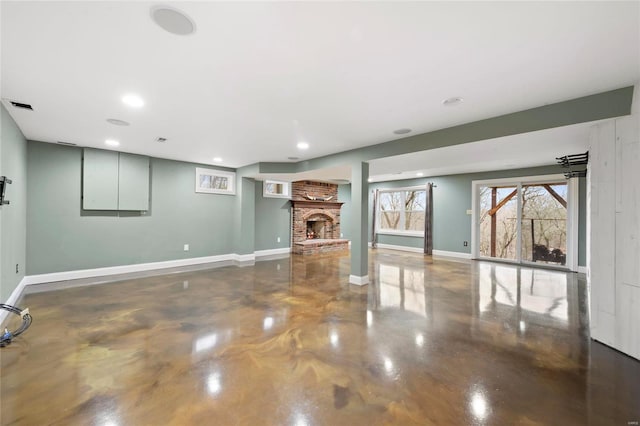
[378, 187, 426, 234]
[195, 168, 236, 195]
[263, 180, 291, 198]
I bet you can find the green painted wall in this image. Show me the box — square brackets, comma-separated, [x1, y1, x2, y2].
[337, 184, 352, 239]
[254, 181, 291, 251]
[0, 105, 28, 302]
[26, 141, 237, 274]
[340, 165, 587, 266]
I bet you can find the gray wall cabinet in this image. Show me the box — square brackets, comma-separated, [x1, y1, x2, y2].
[83, 148, 149, 210]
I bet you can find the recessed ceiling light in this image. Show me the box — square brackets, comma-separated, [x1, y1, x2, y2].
[297, 142, 309, 150]
[416, 172, 424, 177]
[105, 139, 120, 147]
[213, 157, 223, 163]
[393, 128, 412, 135]
[106, 118, 130, 126]
[122, 94, 144, 108]
[287, 156, 299, 161]
[151, 6, 196, 36]
[442, 96, 464, 106]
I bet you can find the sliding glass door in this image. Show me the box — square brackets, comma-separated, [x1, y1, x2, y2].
[473, 175, 578, 271]
[520, 182, 568, 266]
[478, 184, 519, 261]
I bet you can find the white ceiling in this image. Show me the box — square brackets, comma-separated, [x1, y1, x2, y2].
[2, 1, 639, 180]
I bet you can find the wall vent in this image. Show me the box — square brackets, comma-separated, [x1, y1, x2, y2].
[9, 101, 33, 110]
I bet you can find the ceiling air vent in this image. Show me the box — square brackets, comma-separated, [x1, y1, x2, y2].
[9, 100, 33, 111]
[57, 141, 77, 146]
[156, 137, 168, 143]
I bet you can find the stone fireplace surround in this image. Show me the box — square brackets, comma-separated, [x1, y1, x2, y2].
[291, 181, 349, 255]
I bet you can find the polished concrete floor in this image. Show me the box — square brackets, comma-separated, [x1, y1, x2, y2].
[1, 250, 639, 425]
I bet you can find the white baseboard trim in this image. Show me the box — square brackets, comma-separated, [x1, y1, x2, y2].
[254, 247, 291, 258]
[370, 243, 471, 259]
[232, 253, 256, 262]
[432, 249, 472, 260]
[22, 249, 296, 286]
[349, 275, 369, 286]
[372, 243, 423, 253]
[23, 254, 237, 285]
[0, 277, 27, 324]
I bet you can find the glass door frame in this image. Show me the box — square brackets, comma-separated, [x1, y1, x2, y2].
[471, 174, 579, 272]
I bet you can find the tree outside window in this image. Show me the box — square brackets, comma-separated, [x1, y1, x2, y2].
[379, 189, 426, 232]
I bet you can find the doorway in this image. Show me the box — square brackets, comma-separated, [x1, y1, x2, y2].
[472, 175, 578, 271]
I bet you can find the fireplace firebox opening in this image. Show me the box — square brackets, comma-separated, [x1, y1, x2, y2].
[307, 220, 325, 239]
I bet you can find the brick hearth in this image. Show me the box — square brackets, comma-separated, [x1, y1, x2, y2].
[291, 181, 349, 255]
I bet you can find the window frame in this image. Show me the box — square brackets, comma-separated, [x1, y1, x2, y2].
[377, 185, 426, 237]
[195, 167, 236, 195]
[263, 180, 291, 199]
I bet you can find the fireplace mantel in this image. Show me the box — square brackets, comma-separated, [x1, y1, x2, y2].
[290, 200, 344, 209]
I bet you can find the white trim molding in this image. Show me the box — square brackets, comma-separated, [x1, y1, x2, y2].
[0, 277, 27, 325]
[233, 253, 256, 263]
[432, 249, 472, 260]
[349, 275, 369, 286]
[373, 243, 423, 253]
[254, 247, 291, 258]
[371, 243, 472, 259]
[22, 249, 293, 286]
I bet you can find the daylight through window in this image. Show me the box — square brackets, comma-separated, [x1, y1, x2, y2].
[378, 188, 426, 233]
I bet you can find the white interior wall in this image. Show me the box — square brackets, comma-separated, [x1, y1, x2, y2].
[588, 83, 640, 359]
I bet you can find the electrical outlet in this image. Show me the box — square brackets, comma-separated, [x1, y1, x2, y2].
[277, 237, 281, 243]
[463, 241, 468, 247]
[183, 244, 189, 251]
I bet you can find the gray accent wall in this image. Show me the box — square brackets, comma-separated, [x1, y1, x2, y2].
[254, 181, 291, 251]
[1, 105, 28, 302]
[347, 165, 587, 266]
[27, 141, 237, 274]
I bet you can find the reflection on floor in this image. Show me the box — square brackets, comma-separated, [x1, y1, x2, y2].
[1, 249, 638, 425]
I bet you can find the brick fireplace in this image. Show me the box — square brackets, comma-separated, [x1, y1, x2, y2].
[291, 181, 349, 255]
